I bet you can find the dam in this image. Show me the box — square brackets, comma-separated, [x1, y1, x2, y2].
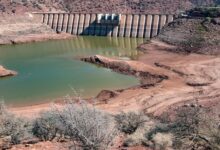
[33, 13, 174, 38]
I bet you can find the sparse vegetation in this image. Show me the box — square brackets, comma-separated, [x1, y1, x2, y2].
[188, 7, 220, 17]
[0, 101, 31, 147]
[0, 99, 220, 150]
[32, 101, 118, 150]
[115, 111, 148, 134]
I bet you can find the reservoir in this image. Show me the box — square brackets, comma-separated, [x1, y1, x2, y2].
[0, 36, 143, 105]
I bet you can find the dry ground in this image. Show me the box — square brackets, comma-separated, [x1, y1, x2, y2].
[0, 14, 73, 45]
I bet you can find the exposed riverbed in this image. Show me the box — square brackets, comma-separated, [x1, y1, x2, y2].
[0, 36, 144, 105]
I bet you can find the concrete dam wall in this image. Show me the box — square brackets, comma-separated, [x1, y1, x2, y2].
[33, 13, 174, 38]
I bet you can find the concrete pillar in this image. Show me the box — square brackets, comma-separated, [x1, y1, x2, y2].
[107, 24, 113, 36]
[78, 14, 85, 35]
[118, 15, 126, 37]
[72, 14, 79, 35]
[52, 14, 59, 30]
[144, 15, 152, 38]
[62, 14, 69, 32]
[125, 15, 133, 37]
[95, 14, 101, 36]
[40, 14, 44, 23]
[57, 14, 64, 32]
[67, 14, 74, 34]
[89, 14, 96, 35]
[44, 13, 49, 25]
[138, 15, 146, 38]
[167, 15, 173, 23]
[158, 15, 167, 33]
[152, 15, 159, 37]
[48, 13, 54, 27]
[112, 25, 119, 37]
[83, 14, 91, 35]
[131, 15, 139, 38]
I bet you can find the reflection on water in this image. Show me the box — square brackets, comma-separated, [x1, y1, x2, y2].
[0, 36, 143, 105]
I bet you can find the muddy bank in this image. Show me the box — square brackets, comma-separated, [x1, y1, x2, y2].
[81, 41, 220, 116]
[81, 55, 168, 87]
[1, 33, 74, 45]
[0, 65, 17, 77]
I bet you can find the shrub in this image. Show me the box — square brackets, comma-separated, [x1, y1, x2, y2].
[114, 111, 148, 134]
[0, 101, 30, 145]
[152, 133, 173, 150]
[166, 104, 220, 149]
[60, 102, 117, 150]
[32, 108, 65, 141]
[32, 101, 117, 150]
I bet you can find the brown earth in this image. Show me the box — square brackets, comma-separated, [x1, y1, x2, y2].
[0, 14, 74, 45]
[81, 41, 220, 116]
[0, 65, 17, 77]
[0, 0, 219, 15]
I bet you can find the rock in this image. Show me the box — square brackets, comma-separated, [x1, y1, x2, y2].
[22, 138, 40, 145]
[211, 18, 220, 25]
[0, 65, 17, 77]
[96, 90, 118, 103]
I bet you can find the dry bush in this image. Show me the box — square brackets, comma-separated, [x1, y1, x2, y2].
[0, 101, 31, 145]
[168, 104, 220, 150]
[61, 102, 117, 150]
[32, 108, 65, 141]
[123, 121, 153, 148]
[114, 111, 148, 134]
[33, 101, 118, 150]
[152, 133, 173, 150]
[144, 102, 220, 150]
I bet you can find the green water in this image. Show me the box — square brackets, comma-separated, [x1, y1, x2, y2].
[0, 36, 143, 105]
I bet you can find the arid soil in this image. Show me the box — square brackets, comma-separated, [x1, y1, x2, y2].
[81, 41, 220, 116]
[0, 65, 17, 77]
[0, 14, 73, 45]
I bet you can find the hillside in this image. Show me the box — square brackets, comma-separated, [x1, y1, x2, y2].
[157, 8, 220, 55]
[0, 0, 220, 15]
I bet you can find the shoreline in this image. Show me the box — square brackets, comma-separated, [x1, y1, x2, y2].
[9, 40, 220, 117]
[0, 33, 74, 45]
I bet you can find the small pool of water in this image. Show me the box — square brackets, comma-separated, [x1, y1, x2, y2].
[0, 36, 144, 105]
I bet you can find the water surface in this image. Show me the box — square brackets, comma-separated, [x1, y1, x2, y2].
[0, 36, 143, 105]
